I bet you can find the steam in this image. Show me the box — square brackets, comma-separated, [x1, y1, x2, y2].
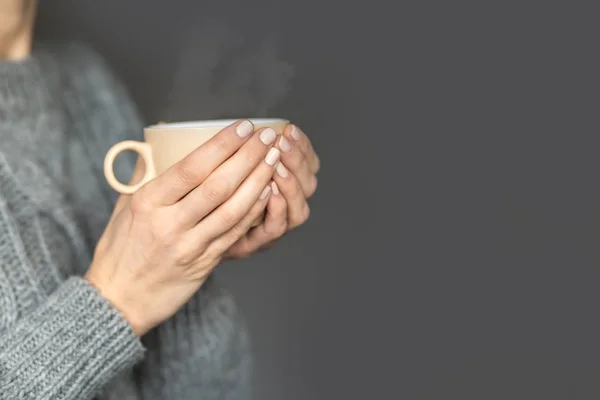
[163, 21, 294, 121]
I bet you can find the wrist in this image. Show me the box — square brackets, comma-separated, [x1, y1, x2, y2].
[84, 272, 150, 336]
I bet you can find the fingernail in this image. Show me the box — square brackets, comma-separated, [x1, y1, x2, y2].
[260, 185, 272, 199]
[236, 120, 253, 138]
[260, 128, 277, 145]
[271, 181, 280, 195]
[291, 126, 301, 141]
[265, 148, 281, 166]
[279, 135, 291, 152]
[276, 162, 289, 178]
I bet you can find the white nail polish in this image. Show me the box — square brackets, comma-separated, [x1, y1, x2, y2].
[236, 120, 253, 138]
[291, 126, 301, 141]
[276, 162, 289, 178]
[260, 128, 277, 145]
[265, 148, 280, 166]
[271, 181, 280, 195]
[260, 185, 272, 200]
[279, 135, 291, 152]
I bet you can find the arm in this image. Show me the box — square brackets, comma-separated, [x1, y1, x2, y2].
[0, 202, 144, 400]
[0, 138, 145, 399]
[83, 119, 276, 397]
[60, 45, 255, 398]
[0, 278, 144, 400]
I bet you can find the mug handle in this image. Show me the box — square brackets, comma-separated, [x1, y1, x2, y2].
[104, 141, 156, 194]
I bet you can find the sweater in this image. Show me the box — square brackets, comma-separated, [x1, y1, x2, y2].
[0, 41, 251, 400]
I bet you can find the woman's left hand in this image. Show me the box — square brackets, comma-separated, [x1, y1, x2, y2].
[224, 124, 320, 259]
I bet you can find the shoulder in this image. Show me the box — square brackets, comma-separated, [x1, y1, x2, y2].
[40, 40, 143, 122]
[64, 42, 134, 105]
[40, 40, 145, 140]
[32, 40, 118, 89]
[48, 40, 119, 84]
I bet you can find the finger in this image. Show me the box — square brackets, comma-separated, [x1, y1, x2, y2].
[253, 181, 288, 240]
[226, 181, 288, 258]
[174, 127, 279, 229]
[275, 133, 318, 198]
[209, 185, 273, 256]
[285, 124, 320, 174]
[146, 119, 256, 205]
[272, 163, 310, 229]
[191, 147, 281, 242]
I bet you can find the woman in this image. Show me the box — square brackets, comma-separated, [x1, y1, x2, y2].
[0, 1, 319, 399]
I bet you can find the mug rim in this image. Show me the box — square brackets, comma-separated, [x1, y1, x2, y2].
[146, 118, 288, 130]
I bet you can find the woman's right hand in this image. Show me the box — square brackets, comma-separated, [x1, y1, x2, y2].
[85, 120, 281, 336]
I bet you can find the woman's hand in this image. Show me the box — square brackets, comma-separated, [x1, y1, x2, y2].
[224, 124, 320, 258]
[85, 120, 281, 336]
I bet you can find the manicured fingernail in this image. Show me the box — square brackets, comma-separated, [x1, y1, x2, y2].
[279, 135, 291, 152]
[265, 148, 280, 166]
[260, 185, 272, 199]
[271, 181, 280, 195]
[236, 120, 253, 138]
[260, 128, 277, 145]
[276, 162, 289, 178]
[291, 126, 301, 141]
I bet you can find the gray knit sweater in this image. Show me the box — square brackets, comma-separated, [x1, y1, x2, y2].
[0, 42, 250, 399]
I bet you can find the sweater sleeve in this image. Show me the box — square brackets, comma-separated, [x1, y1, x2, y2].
[0, 276, 145, 400]
[0, 181, 144, 399]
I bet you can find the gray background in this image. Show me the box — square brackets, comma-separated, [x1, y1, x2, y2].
[37, 1, 599, 399]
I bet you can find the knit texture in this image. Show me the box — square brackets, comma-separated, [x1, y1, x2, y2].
[0, 42, 251, 400]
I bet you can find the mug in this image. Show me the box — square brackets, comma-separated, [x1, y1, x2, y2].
[104, 118, 288, 194]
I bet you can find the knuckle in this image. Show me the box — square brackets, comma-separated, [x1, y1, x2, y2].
[291, 184, 303, 201]
[175, 252, 193, 265]
[130, 191, 153, 215]
[176, 160, 201, 184]
[193, 244, 221, 267]
[300, 157, 311, 173]
[240, 148, 259, 165]
[280, 219, 289, 234]
[174, 246, 195, 265]
[285, 200, 308, 229]
[202, 177, 233, 203]
[288, 152, 304, 169]
[217, 234, 237, 253]
[219, 207, 243, 226]
[227, 220, 249, 239]
[302, 203, 311, 222]
[204, 246, 223, 263]
[152, 217, 179, 245]
[306, 176, 318, 197]
[271, 202, 287, 220]
[213, 136, 229, 154]
[290, 203, 310, 229]
[289, 218, 301, 230]
[268, 221, 287, 238]
[273, 207, 287, 221]
[313, 157, 321, 174]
